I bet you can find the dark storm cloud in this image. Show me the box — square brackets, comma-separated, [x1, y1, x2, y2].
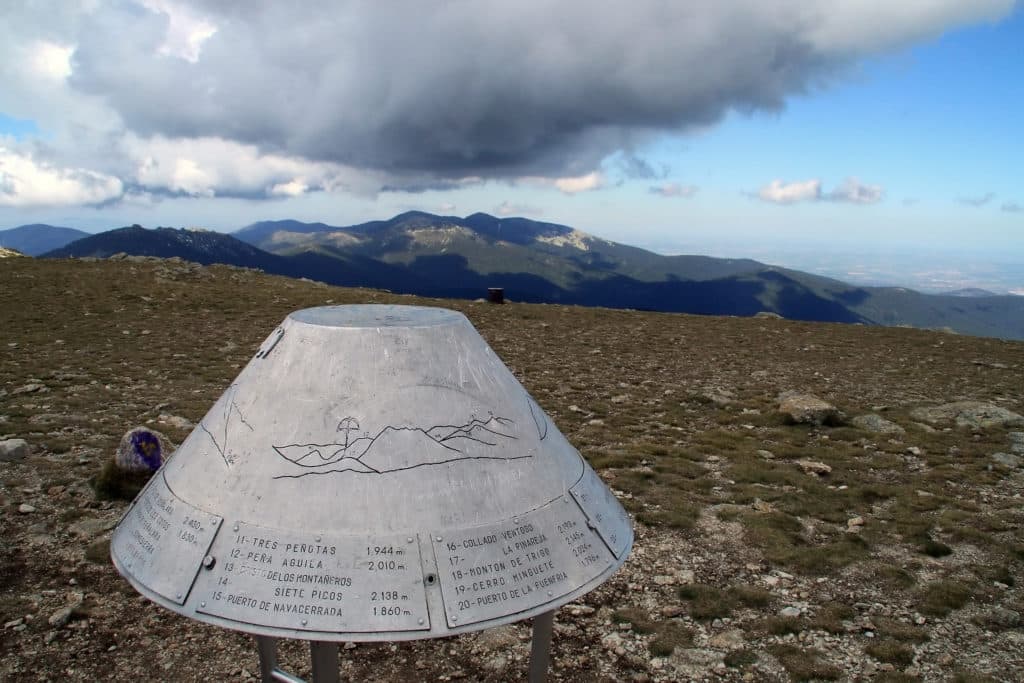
[64, 1, 1013, 182]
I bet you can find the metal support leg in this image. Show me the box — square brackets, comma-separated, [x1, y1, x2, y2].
[255, 636, 279, 683]
[309, 641, 340, 683]
[528, 610, 556, 683]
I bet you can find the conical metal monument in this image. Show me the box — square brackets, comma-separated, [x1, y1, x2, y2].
[111, 305, 632, 682]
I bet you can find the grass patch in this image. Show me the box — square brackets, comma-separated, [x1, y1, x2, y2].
[723, 649, 757, 668]
[917, 580, 974, 617]
[92, 459, 154, 501]
[866, 639, 916, 666]
[648, 622, 694, 657]
[768, 644, 841, 681]
[764, 616, 806, 635]
[728, 584, 773, 608]
[873, 617, 929, 643]
[809, 602, 855, 634]
[611, 607, 657, 634]
[678, 584, 733, 621]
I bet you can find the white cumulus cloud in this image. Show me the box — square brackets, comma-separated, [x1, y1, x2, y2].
[755, 177, 884, 205]
[757, 179, 822, 204]
[826, 177, 884, 204]
[553, 172, 607, 195]
[0, 146, 123, 207]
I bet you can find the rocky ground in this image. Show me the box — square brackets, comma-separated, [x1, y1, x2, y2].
[1, 257, 1023, 682]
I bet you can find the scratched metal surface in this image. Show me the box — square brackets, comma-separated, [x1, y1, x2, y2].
[111, 304, 632, 640]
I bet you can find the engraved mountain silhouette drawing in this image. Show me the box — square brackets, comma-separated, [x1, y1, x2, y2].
[271, 415, 519, 478]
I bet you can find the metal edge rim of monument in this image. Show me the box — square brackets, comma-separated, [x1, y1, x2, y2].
[109, 533, 632, 643]
[288, 304, 466, 328]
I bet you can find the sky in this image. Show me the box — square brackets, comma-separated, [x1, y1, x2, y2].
[1, 1, 1022, 291]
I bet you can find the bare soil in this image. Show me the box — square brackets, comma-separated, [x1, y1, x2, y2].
[1, 258, 1023, 682]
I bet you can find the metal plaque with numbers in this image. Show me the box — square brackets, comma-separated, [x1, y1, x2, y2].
[196, 524, 430, 632]
[431, 494, 613, 627]
[570, 466, 632, 558]
[110, 472, 222, 605]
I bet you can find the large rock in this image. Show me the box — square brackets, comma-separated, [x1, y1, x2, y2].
[910, 402, 1024, 430]
[114, 427, 173, 473]
[1009, 432, 1024, 454]
[852, 414, 905, 435]
[778, 392, 844, 426]
[0, 438, 29, 461]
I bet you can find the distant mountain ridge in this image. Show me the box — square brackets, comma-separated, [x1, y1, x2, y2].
[0, 224, 89, 255]
[30, 214, 1024, 340]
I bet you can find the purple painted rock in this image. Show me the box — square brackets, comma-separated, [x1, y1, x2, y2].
[114, 427, 173, 473]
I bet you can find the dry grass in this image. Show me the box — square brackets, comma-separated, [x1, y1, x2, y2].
[2, 258, 1024, 681]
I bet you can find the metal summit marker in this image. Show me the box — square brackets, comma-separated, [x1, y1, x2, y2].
[111, 304, 632, 682]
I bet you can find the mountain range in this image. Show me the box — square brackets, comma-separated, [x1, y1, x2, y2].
[12, 213, 1024, 339]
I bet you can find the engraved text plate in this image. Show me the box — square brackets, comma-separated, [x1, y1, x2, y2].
[431, 495, 613, 627]
[197, 524, 430, 632]
[111, 472, 222, 605]
[570, 467, 631, 558]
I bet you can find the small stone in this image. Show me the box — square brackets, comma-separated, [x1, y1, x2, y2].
[0, 438, 30, 461]
[756, 450, 774, 459]
[847, 516, 865, 528]
[778, 392, 843, 426]
[48, 607, 74, 628]
[752, 499, 774, 513]
[852, 414, 905, 434]
[18, 503, 36, 514]
[910, 401, 1024, 429]
[158, 414, 194, 430]
[566, 604, 596, 617]
[653, 575, 675, 586]
[114, 427, 174, 473]
[778, 606, 801, 618]
[992, 452, 1022, 468]
[906, 446, 923, 456]
[797, 460, 832, 476]
[11, 383, 45, 395]
[979, 607, 1021, 629]
[661, 606, 685, 618]
[4, 618, 24, 629]
[709, 629, 745, 649]
[588, 419, 604, 426]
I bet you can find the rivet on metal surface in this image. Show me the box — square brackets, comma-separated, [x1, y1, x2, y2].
[547, 591, 553, 597]
[302, 619, 308, 626]
[418, 618, 424, 625]
[452, 616, 458, 623]
[315, 535, 321, 542]
[435, 536, 442, 542]
[233, 524, 239, 532]
[200, 602, 206, 608]
[407, 537, 413, 543]
[202, 555, 216, 569]
[176, 593, 182, 600]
